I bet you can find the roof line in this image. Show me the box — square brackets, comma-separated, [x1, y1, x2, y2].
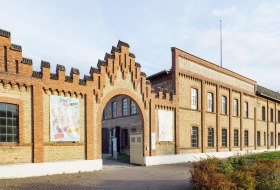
[172, 47, 256, 84]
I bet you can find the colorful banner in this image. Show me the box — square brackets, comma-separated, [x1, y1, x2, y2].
[50, 95, 80, 142]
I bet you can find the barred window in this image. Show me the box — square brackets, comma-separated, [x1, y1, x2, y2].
[130, 101, 137, 115]
[0, 103, 19, 143]
[257, 131, 261, 146]
[234, 129, 239, 147]
[207, 128, 214, 147]
[244, 130, 249, 147]
[278, 133, 280, 146]
[271, 132, 274, 146]
[207, 93, 213, 112]
[222, 129, 227, 147]
[262, 106, 266, 121]
[244, 102, 248, 118]
[191, 127, 198, 148]
[112, 101, 117, 118]
[233, 99, 238, 116]
[221, 96, 227, 114]
[122, 98, 128, 116]
[270, 108, 274, 122]
[191, 88, 198, 110]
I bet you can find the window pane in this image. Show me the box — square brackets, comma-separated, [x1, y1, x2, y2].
[222, 129, 227, 147]
[0, 103, 19, 143]
[0, 126, 6, 134]
[191, 88, 198, 110]
[7, 135, 14, 142]
[0, 104, 6, 110]
[7, 119, 13, 126]
[234, 130, 239, 146]
[0, 110, 6, 117]
[122, 99, 128, 116]
[191, 127, 198, 148]
[131, 101, 137, 115]
[7, 110, 12, 117]
[0, 135, 6, 142]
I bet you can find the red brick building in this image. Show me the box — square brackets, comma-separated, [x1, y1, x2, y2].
[0, 28, 279, 178]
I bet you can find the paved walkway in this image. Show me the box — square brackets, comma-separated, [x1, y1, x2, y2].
[0, 160, 192, 190]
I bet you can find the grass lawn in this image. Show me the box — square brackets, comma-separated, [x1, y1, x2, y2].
[242, 151, 280, 160]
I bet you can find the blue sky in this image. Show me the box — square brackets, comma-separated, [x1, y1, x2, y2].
[1, 0, 280, 91]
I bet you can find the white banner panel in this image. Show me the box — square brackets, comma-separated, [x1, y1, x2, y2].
[151, 133, 156, 150]
[158, 109, 173, 142]
[50, 95, 80, 142]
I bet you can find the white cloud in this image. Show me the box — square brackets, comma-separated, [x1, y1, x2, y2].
[212, 6, 237, 17]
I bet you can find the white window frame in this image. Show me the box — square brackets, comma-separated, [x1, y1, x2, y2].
[207, 93, 213, 112]
[233, 99, 238, 116]
[221, 96, 227, 114]
[191, 88, 198, 110]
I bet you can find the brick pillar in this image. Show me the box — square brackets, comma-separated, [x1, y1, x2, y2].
[201, 80, 205, 153]
[86, 93, 94, 160]
[33, 84, 44, 163]
[216, 85, 220, 152]
[275, 102, 277, 149]
[267, 100, 269, 149]
[240, 93, 243, 151]
[254, 107, 257, 150]
[229, 88, 232, 151]
[150, 99, 156, 156]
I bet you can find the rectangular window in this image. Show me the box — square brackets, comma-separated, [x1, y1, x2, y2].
[233, 99, 238, 116]
[0, 103, 19, 143]
[15, 60, 19, 74]
[4, 46, 7, 72]
[262, 106, 266, 121]
[271, 132, 274, 146]
[244, 102, 248, 118]
[130, 101, 137, 115]
[207, 128, 214, 147]
[207, 93, 214, 112]
[122, 98, 128, 116]
[112, 101, 117, 118]
[270, 108, 274, 122]
[222, 129, 227, 147]
[278, 111, 280, 123]
[264, 132, 266, 146]
[234, 129, 239, 146]
[221, 96, 227, 114]
[191, 88, 198, 110]
[191, 127, 198, 148]
[257, 131, 261, 146]
[278, 133, 280, 146]
[244, 130, 249, 146]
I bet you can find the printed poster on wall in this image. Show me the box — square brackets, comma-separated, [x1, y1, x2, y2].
[50, 95, 80, 142]
[158, 109, 173, 142]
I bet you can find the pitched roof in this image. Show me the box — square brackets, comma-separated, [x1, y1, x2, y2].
[256, 85, 280, 102]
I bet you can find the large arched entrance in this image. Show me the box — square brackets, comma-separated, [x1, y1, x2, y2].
[96, 89, 148, 165]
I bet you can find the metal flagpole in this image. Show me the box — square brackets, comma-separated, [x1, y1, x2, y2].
[220, 20, 223, 67]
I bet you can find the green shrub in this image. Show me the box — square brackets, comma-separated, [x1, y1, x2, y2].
[231, 168, 256, 190]
[190, 157, 280, 190]
[191, 157, 235, 190]
[251, 160, 280, 189]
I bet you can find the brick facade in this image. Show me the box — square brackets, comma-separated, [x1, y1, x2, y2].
[0, 28, 279, 165]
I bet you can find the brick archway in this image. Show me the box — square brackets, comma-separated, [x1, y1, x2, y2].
[96, 88, 149, 159]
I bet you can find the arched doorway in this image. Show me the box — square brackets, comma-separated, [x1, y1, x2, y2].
[101, 94, 144, 164]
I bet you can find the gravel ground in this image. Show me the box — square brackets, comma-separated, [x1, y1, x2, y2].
[0, 160, 192, 190]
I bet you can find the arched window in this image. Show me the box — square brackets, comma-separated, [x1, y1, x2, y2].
[130, 100, 137, 115]
[0, 103, 19, 142]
